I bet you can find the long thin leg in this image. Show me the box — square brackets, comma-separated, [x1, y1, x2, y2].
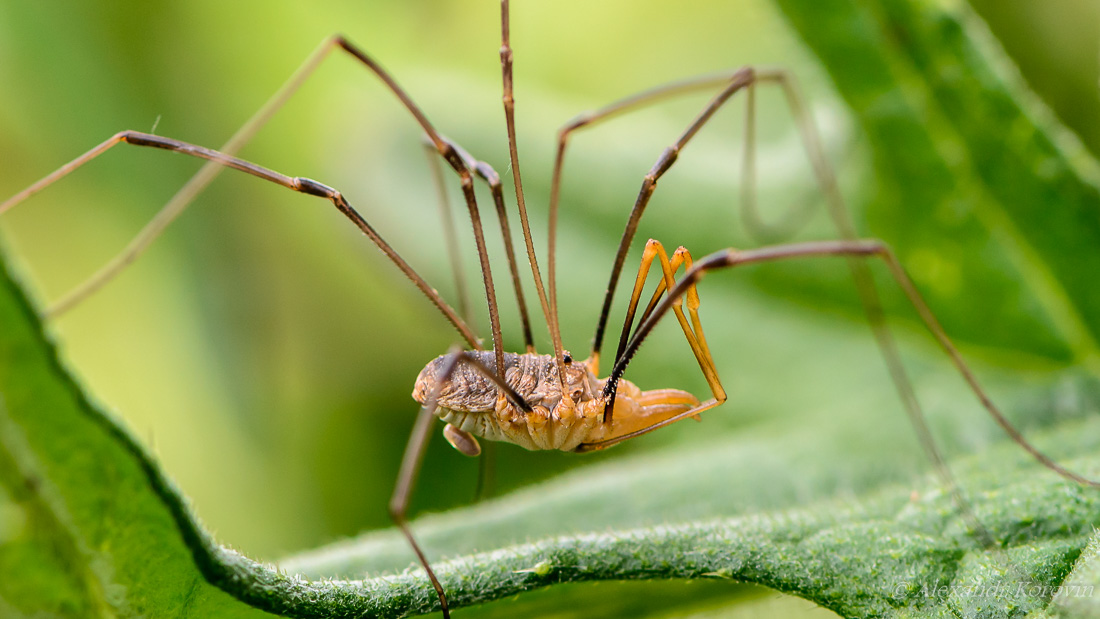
[436, 137, 536, 511]
[391, 347, 533, 618]
[553, 68, 838, 372]
[473, 442, 497, 501]
[607, 240, 725, 423]
[585, 68, 761, 368]
[2, 130, 482, 348]
[439, 136, 536, 353]
[422, 140, 473, 326]
[740, 79, 814, 243]
[475, 164, 536, 354]
[3, 35, 511, 377]
[546, 70, 754, 370]
[588, 240, 1100, 493]
[0, 35, 344, 316]
[497, 0, 568, 388]
[391, 386, 450, 619]
[282, 36, 516, 377]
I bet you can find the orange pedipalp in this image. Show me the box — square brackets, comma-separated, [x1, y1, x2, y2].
[596, 384, 702, 441]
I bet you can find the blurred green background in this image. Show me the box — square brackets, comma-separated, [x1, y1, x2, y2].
[0, 0, 1097, 615]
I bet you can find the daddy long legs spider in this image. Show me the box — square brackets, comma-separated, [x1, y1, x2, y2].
[2, 1, 1100, 619]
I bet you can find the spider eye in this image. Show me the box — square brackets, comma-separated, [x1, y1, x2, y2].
[572, 389, 583, 400]
[563, 353, 573, 363]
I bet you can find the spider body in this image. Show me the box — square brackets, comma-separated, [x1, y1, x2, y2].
[413, 350, 699, 452]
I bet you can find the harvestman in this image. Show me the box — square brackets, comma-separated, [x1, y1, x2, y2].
[2, 2, 1098, 617]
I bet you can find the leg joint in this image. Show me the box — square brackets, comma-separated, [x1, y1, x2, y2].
[295, 177, 335, 198]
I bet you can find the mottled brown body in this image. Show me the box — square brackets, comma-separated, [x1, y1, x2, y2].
[412, 351, 700, 452]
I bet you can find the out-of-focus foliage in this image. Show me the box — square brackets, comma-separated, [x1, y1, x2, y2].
[0, 0, 863, 562]
[0, 0, 1098, 616]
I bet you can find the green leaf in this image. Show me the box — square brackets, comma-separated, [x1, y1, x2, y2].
[3, 0, 1100, 617]
[4, 241, 1100, 617]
